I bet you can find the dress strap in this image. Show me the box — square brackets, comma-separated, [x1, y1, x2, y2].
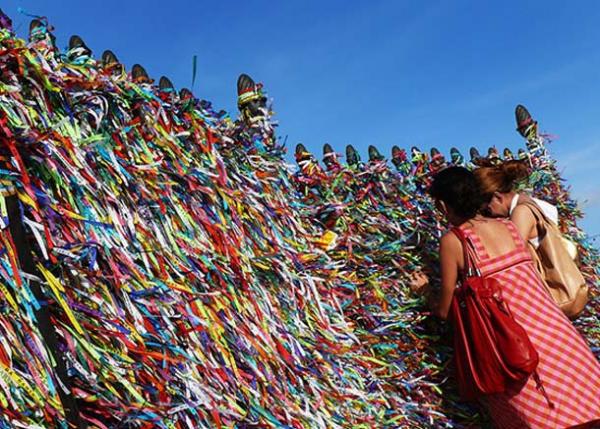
[498, 218, 527, 250]
[452, 227, 481, 277]
[456, 225, 489, 261]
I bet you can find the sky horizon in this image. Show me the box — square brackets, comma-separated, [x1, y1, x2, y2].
[3, 0, 599, 240]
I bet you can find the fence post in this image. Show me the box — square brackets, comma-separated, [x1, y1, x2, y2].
[5, 194, 85, 429]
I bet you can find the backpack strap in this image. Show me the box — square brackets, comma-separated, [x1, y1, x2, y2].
[517, 200, 548, 241]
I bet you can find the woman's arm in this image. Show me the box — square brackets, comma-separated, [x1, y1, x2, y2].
[511, 204, 537, 242]
[434, 232, 461, 320]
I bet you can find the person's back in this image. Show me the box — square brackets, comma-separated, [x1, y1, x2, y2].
[464, 218, 519, 259]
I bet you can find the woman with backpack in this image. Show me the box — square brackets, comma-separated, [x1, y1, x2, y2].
[429, 166, 600, 428]
[474, 160, 588, 319]
[473, 159, 565, 252]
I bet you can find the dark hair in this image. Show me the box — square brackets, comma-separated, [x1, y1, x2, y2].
[429, 166, 482, 219]
[474, 160, 529, 203]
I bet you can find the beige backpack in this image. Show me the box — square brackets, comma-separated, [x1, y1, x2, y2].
[522, 201, 588, 319]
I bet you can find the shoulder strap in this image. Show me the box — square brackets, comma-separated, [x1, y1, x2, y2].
[497, 218, 527, 250]
[451, 227, 481, 277]
[518, 200, 548, 238]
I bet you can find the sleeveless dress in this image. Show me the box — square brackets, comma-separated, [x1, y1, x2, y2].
[458, 219, 600, 429]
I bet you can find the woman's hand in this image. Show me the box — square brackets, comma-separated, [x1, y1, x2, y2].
[408, 271, 443, 315]
[409, 270, 430, 296]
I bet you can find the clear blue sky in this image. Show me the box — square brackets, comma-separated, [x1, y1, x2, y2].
[4, 0, 600, 238]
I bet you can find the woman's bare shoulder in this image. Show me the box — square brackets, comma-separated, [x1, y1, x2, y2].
[512, 203, 536, 221]
[440, 230, 461, 249]
[440, 230, 463, 268]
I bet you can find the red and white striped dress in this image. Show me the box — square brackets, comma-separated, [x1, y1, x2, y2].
[458, 220, 600, 429]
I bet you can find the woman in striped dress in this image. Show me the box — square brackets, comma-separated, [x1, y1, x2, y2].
[428, 167, 600, 428]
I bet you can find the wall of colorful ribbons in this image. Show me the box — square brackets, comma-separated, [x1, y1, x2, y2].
[0, 12, 597, 429]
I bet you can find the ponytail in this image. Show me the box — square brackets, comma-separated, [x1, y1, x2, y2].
[474, 160, 529, 202]
[500, 160, 529, 184]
